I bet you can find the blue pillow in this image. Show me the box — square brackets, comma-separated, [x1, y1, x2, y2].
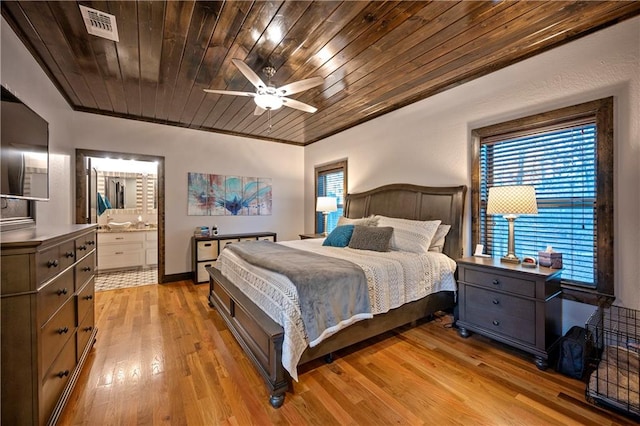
[322, 225, 355, 247]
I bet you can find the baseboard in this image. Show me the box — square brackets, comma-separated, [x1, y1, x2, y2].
[162, 272, 191, 283]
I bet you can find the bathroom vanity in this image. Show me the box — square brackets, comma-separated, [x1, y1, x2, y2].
[97, 228, 157, 271]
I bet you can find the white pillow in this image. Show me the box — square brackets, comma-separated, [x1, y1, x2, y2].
[429, 224, 451, 253]
[337, 215, 379, 227]
[375, 215, 441, 253]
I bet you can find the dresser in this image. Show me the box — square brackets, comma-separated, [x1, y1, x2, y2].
[1, 224, 98, 425]
[192, 232, 277, 283]
[455, 256, 563, 370]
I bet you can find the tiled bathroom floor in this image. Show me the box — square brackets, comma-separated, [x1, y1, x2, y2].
[95, 267, 158, 292]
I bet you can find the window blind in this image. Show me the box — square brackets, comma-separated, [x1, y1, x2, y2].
[480, 123, 597, 285]
[316, 169, 344, 234]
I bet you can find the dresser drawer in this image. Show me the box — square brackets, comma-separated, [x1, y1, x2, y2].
[37, 241, 74, 285]
[75, 231, 97, 260]
[41, 297, 75, 375]
[41, 337, 77, 425]
[463, 268, 535, 298]
[58, 240, 77, 271]
[258, 235, 275, 242]
[75, 251, 96, 291]
[196, 240, 218, 261]
[77, 278, 95, 324]
[466, 286, 535, 321]
[465, 303, 536, 345]
[77, 304, 95, 361]
[38, 268, 74, 325]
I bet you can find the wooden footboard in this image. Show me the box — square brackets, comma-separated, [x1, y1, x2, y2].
[207, 266, 288, 408]
[207, 266, 455, 407]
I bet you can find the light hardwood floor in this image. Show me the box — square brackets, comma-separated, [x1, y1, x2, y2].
[59, 281, 632, 425]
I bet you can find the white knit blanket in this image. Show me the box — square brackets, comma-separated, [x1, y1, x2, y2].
[218, 238, 457, 381]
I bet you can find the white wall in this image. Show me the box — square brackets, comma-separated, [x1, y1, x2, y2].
[2, 17, 304, 276]
[305, 18, 640, 317]
[1, 17, 76, 223]
[71, 113, 304, 274]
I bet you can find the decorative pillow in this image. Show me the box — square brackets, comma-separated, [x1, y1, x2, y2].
[348, 225, 393, 252]
[322, 225, 355, 247]
[375, 215, 441, 253]
[429, 224, 451, 253]
[337, 215, 379, 227]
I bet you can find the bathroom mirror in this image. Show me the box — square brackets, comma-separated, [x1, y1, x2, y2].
[104, 175, 137, 209]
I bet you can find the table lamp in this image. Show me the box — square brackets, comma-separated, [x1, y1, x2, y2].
[486, 185, 538, 263]
[316, 196, 337, 236]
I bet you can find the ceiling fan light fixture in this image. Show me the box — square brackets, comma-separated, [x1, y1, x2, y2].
[254, 93, 283, 110]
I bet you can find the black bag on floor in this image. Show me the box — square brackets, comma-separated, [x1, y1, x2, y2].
[556, 326, 587, 379]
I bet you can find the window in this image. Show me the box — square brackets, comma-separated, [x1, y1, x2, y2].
[315, 160, 347, 234]
[472, 98, 613, 298]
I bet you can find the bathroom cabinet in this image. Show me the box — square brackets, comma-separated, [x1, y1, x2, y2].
[97, 230, 157, 271]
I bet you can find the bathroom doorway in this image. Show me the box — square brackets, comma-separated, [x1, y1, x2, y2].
[75, 149, 166, 284]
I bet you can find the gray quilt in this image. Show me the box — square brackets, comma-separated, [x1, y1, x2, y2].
[225, 240, 371, 345]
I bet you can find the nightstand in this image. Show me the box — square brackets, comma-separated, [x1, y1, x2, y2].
[455, 256, 563, 370]
[299, 233, 325, 239]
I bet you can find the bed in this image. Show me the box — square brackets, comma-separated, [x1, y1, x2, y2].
[207, 183, 466, 407]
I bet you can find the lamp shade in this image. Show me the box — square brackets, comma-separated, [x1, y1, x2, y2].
[316, 196, 337, 213]
[254, 93, 283, 110]
[486, 185, 538, 215]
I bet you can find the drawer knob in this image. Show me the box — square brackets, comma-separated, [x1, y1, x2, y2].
[83, 326, 94, 332]
[492, 320, 500, 326]
[492, 279, 500, 285]
[57, 370, 70, 378]
[64, 251, 74, 258]
[87, 240, 95, 245]
[47, 259, 59, 268]
[78, 245, 87, 251]
[84, 295, 93, 300]
[57, 326, 69, 334]
[56, 288, 68, 296]
[82, 266, 92, 272]
[492, 299, 500, 305]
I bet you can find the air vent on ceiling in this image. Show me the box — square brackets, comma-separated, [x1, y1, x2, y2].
[79, 5, 119, 42]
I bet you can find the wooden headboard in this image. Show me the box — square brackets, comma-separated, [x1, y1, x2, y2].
[344, 184, 467, 260]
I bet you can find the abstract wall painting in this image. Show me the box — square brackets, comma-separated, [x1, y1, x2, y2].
[188, 172, 272, 216]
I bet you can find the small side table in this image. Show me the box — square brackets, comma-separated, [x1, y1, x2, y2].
[456, 256, 563, 370]
[299, 233, 325, 239]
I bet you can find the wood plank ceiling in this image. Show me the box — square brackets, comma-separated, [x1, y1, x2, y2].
[2, 1, 639, 146]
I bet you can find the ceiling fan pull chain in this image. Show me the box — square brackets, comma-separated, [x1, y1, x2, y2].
[267, 109, 273, 133]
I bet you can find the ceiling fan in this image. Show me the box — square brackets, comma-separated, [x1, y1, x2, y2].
[204, 59, 323, 116]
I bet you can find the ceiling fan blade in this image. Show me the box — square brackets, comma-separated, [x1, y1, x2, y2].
[254, 105, 266, 116]
[231, 58, 266, 89]
[281, 97, 317, 113]
[203, 89, 255, 97]
[278, 76, 323, 96]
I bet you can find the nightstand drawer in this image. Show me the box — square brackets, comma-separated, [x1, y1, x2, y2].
[464, 268, 535, 298]
[465, 306, 536, 345]
[466, 286, 535, 321]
